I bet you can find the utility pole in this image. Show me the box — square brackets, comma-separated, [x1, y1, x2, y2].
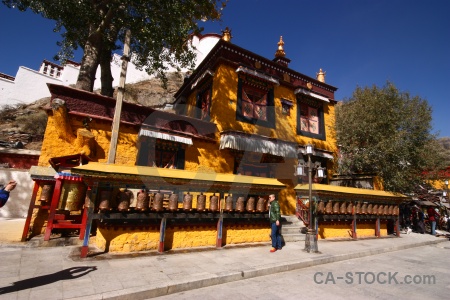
[107, 29, 131, 164]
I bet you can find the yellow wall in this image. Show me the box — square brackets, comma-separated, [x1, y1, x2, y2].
[318, 221, 388, 239]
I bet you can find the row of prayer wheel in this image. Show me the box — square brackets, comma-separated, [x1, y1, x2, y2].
[39, 183, 86, 211]
[97, 189, 269, 213]
[317, 201, 399, 216]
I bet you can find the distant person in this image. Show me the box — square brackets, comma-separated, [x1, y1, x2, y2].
[417, 206, 425, 234]
[0, 180, 17, 208]
[268, 194, 282, 252]
[427, 206, 438, 235]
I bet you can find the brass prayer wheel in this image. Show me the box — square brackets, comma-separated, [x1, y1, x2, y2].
[367, 203, 373, 214]
[383, 205, 389, 215]
[393, 205, 399, 215]
[58, 182, 86, 211]
[183, 192, 193, 211]
[152, 192, 164, 211]
[388, 205, 393, 215]
[117, 188, 132, 212]
[209, 194, 219, 212]
[317, 201, 324, 214]
[40, 184, 54, 203]
[333, 201, 340, 214]
[225, 195, 233, 212]
[325, 201, 332, 214]
[361, 202, 367, 214]
[99, 189, 112, 212]
[378, 205, 384, 215]
[136, 189, 149, 211]
[168, 193, 179, 211]
[372, 204, 379, 215]
[340, 202, 347, 214]
[256, 197, 266, 212]
[196, 193, 206, 211]
[347, 202, 353, 214]
[355, 202, 361, 214]
[236, 196, 245, 212]
[84, 187, 92, 208]
[246, 196, 255, 212]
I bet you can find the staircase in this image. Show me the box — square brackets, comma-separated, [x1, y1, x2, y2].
[281, 214, 306, 242]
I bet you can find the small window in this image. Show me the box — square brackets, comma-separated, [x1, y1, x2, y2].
[196, 83, 212, 121]
[281, 99, 293, 116]
[297, 96, 325, 140]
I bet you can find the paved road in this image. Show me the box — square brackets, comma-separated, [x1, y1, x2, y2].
[154, 243, 450, 300]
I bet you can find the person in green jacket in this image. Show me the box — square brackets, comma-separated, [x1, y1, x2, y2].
[268, 193, 282, 252]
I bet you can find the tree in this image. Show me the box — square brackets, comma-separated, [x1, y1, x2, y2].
[335, 81, 448, 193]
[3, 0, 227, 96]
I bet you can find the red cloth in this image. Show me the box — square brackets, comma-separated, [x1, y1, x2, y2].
[427, 207, 437, 221]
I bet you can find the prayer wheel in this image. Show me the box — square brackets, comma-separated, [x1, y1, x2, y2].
[209, 194, 219, 212]
[246, 196, 255, 212]
[183, 192, 193, 211]
[136, 189, 149, 211]
[196, 193, 206, 211]
[84, 187, 92, 208]
[378, 205, 384, 215]
[256, 197, 266, 212]
[117, 188, 132, 212]
[325, 201, 332, 214]
[383, 205, 389, 215]
[58, 182, 86, 211]
[388, 205, 393, 215]
[373, 204, 380, 215]
[99, 189, 112, 212]
[152, 192, 164, 211]
[236, 196, 245, 212]
[333, 201, 340, 214]
[317, 201, 325, 214]
[393, 205, 399, 215]
[347, 202, 353, 214]
[168, 193, 179, 211]
[361, 203, 367, 214]
[355, 202, 361, 214]
[39, 184, 54, 204]
[340, 202, 347, 214]
[225, 195, 233, 212]
[367, 203, 373, 214]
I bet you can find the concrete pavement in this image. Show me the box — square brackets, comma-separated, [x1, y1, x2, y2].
[0, 217, 449, 299]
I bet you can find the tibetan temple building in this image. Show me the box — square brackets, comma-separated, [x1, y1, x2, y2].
[22, 31, 405, 257]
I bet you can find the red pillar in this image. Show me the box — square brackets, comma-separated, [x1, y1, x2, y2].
[21, 182, 40, 242]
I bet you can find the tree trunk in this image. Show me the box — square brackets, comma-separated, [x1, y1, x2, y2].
[75, 31, 103, 92]
[100, 47, 114, 97]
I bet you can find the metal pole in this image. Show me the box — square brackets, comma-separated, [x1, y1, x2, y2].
[304, 154, 319, 253]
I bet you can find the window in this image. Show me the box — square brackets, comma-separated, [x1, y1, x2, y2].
[196, 83, 212, 121]
[297, 96, 325, 140]
[136, 138, 185, 169]
[281, 99, 293, 116]
[236, 76, 275, 128]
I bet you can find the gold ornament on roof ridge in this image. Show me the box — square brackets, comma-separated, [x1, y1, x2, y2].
[316, 68, 326, 83]
[275, 36, 286, 58]
[221, 27, 232, 42]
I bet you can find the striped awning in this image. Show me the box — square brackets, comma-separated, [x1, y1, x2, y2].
[294, 88, 330, 102]
[236, 66, 279, 85]
[139, 129, 193, 145]
[220, 132, 297, 158]
[298, 148, 334, 160]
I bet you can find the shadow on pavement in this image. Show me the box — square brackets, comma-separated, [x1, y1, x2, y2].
[0, 266, 97, 295]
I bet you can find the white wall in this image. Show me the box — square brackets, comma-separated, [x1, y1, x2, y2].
[0, 168, 34, 218]
[0, 34, 221, 107]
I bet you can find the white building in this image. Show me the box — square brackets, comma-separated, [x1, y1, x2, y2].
[0, 34, 221, 107]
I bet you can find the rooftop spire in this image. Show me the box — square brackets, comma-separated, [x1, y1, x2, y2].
[275, 36, 286, 58]
[316, 68, 326, 83]
[221, 27, 232, 42]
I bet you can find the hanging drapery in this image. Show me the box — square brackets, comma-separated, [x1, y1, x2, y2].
[139, 129, 193, 145]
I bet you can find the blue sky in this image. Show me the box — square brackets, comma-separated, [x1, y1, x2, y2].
[1, 0, 449, 137]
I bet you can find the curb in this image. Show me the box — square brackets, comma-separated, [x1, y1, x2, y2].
[67, 238, 448, 300]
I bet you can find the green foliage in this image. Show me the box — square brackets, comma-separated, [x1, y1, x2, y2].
[2, 0, 227, 93]
[335, 81, 447, 193]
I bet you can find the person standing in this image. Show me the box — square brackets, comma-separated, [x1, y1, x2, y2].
[268, 194, 282, 252]
[427, 206, 437, 235]
[0, 180, 17, 208]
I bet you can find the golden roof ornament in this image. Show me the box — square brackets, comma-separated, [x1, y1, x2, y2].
[221, 27, 232, 42]
[275, 36, 286, 58]
[316, 68, 326, 83]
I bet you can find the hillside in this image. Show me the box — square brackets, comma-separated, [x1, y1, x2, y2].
[0, 72, 185, 151]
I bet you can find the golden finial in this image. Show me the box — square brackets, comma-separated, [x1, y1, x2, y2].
[316, 68, 326, 83]
[221, 27, 232, 42]
[275, 36, 286, 58]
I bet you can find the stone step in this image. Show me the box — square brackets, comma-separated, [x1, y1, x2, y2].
[282, 233, 305, 242]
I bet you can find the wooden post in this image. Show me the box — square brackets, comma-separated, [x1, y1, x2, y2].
[375, 217, 380, 237]
[158, 217, 167, 253]
[352, 202, 357, 239]
[80, 182, 98, 258]
[216, 215, 223, 248]
[44, 176, 63, 241]
[107, 29, 131, 164]
[21, 182, 40, 241]
[395, 217, 400, 237]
